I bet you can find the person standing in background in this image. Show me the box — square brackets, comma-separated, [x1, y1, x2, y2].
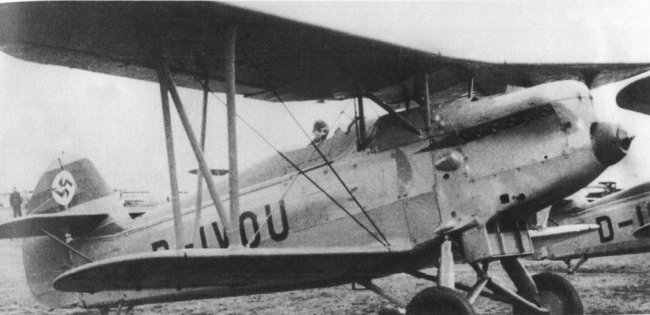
[9, 187, 22, 218]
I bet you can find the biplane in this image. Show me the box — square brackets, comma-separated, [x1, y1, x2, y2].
[533, 181, 650, 273]
[1, 2, 649, 314]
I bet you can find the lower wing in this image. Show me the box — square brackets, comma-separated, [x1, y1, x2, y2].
[54, 246, 413, 293]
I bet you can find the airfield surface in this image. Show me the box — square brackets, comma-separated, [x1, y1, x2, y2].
[0, 237, 648, 314]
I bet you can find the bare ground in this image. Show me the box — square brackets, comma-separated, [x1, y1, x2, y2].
[0, 239, 647, 315]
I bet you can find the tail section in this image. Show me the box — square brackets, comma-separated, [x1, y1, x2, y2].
[2, 156, 130, 308]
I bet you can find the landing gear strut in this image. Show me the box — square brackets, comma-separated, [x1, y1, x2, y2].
[402, 259, 583, 315]
[564, 255, 588, 274]
[367, 225, 584, 315]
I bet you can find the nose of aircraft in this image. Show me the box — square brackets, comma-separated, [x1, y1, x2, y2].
[590, 122, 634, 166]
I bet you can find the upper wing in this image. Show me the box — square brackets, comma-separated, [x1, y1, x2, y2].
[1, 2, 649, 106]
[53, 247, 411, 293]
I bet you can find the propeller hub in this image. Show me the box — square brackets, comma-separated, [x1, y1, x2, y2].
[590, 122, 634, 165]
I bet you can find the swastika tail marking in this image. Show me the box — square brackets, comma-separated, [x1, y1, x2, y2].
[51, 170, 76, 207]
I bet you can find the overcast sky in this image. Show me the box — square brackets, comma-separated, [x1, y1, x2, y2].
[2, 1, 650, 197]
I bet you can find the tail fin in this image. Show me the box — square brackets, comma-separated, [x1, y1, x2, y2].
[27, 156, 114, 215]
[0, 156, 129, 238]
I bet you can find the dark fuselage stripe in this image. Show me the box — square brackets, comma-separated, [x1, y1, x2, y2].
[618, 219, 633, 228]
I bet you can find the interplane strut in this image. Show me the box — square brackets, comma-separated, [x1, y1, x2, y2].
[157, 78, 185, 249]
[224, 26, 242, 247]
[157, 62, 233, 247]
[192, 77, 210, 248]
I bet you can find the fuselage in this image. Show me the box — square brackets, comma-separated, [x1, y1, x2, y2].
[24, 80, 623, 308]
[541, 183, 650, 261]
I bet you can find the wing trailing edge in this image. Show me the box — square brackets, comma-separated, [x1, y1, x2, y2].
[53, 246, 412, 293]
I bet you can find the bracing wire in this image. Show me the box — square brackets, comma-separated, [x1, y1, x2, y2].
[239, 55, 390, 246]
[197, 80, 389, 248]
[279, 98, 354, 200]
[252, 99, 354, 244]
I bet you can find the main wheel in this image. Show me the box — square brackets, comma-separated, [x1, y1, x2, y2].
[406, 287, 476, 315]
[513, 272, 584, 315]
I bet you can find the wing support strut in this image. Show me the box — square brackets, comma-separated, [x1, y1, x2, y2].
[225, 26, 242, 246]
[193, 77, 210, 247]
[157, 62, 234, 247]
[365, 93, 422, 136]
[158, 74, 185, 250]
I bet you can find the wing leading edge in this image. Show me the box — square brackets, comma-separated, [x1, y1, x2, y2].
[54, 247, 413, 293]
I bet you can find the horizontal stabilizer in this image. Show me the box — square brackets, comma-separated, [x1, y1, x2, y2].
[530, 224, 599, 249]
[188, 168, 229, 176]
[54, 247, 410, 293]
[633, 223, 650, 238]
[0, 213, 107, 238]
